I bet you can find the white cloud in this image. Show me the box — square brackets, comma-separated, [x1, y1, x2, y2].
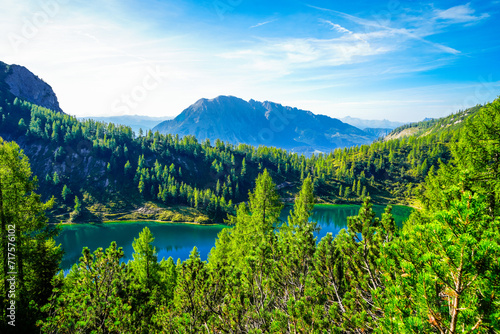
[0, 0, 495, 122]
[250, 19, 278, 29]
[434, 3, 490, 23]
[319, 19, 352, 34]
[218, 35, 387, 78]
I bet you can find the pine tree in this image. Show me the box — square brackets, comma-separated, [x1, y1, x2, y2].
[215, 179, 221, 196]
[126, 227, 168, 332]
[138, 175, 145, 194]
[0, 139, 62, 332]
[454, 99, 500, 215]
[52, 171, 60, 185]
[70, 196, 82, 222]
[124, 160, 132, 176]
[248, 169, 282, 235]
[272, 176, 318, 327]
[40, 242, 131, 333]
[344, 186, 351, 198]
[379, 192, 500, 332]
[61, 184, 72, 201]
[334, 198, 396, 332]
[170, 247, 207, 332]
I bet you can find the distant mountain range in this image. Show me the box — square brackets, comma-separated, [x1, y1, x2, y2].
[0, 60, 399, 154]
[153, 96, 378, 155]
[340, 116, 406, 130]
[0, 59, 486, 224]
[77, 115, 172, 134]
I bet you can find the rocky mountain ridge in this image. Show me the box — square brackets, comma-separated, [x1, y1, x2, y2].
[154, 96, 377, 155]
[0, 61, 63, 113]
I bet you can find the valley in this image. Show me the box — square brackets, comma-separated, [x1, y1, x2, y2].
[2, 0, 500, 330]
[0, 60, 459, 225]
[1, 60, 499, 333]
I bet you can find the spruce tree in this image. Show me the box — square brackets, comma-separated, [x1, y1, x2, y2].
[61, 184, 72, 201]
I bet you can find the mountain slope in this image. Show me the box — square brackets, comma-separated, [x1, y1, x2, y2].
[0, 71, 309, 223]
[384, 106, 481, 141]
[0, 61, 63, 113]
[153, 96, 377, 154]
[1, 61, 488, 224]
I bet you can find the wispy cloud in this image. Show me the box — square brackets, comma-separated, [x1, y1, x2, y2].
[250, 19, 278, 29]
[319, 19, 352, 34]
[219, 34, 387, 76]
[221, 2, 468, 80]
[310, 5, 461, 54]
[0, 0, 496, 122]
[434, 3, 490, 23]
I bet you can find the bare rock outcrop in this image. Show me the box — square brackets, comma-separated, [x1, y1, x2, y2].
[1, 61, 63, 113]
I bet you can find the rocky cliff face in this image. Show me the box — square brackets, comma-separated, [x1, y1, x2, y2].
[1, 61, 63, 113]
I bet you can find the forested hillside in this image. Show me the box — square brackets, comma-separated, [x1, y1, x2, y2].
[385, 105, 480, 140]
[0, 73, 486, 223]
[0, 80, 301, 223]
[0, 60, 491, 226]
[1, 97, 499, 332]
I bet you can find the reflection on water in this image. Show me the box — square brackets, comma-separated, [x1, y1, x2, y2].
[57, 222, 226, 271]
[281, 204, 412, 241]
[56, 204, 413, 271]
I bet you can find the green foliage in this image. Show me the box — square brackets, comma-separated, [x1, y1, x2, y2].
[52, 171, 60, 185]
[210, 169, 283, 268]
[248, 169, 283, 235]
[126, 227, 174, 333]
[0, 138, 62, 332]
[36, 116, 500, 332]
[40, 242, 131, 333]
[3, 74, 500, 332]
[61, 184, 71, 202]
[310, 198, 396, 332]
[454, 99, 500, 215]
[379, 193, 500, 333]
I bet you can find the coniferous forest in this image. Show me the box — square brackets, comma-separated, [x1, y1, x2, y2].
[0, 90, 499, 332]
[0, 79, 477, 224]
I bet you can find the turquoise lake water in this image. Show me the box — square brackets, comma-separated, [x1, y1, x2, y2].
[56, 204, 413, 270]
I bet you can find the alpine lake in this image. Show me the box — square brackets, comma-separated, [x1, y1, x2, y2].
[56, 204, 414, 271]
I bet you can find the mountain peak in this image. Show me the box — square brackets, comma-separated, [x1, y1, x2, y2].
[154, 96, 377, 154]
[0, 61, 63, 113]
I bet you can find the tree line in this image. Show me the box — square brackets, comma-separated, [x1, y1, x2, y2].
[0, 89, 483, 223]
[1, 98, 499, 332]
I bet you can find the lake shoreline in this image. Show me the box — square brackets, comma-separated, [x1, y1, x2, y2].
[54, 203, 414, 227]
[55, 220, 226, 227]
[56, 204, 413, 271]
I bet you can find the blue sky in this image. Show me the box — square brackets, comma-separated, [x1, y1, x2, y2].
[0, 0, 499, 121]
